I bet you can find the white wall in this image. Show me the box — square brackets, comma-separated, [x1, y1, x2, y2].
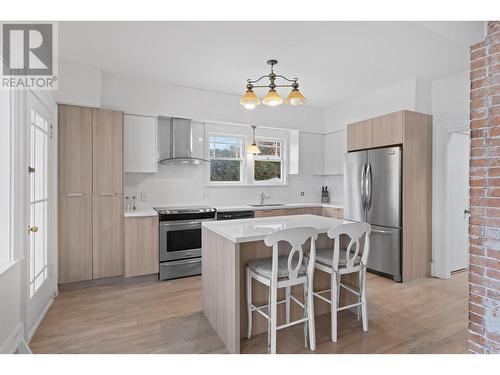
[323, 78, 421, 133]
[101, 73, 324, 133]
[53, 61, 101, 107]
[0, 89, 11, 261]
[431, 70, 470, 278]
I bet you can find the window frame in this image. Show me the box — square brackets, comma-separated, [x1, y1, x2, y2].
[206, 132, 246, 186]
[251, 137, 286, 185]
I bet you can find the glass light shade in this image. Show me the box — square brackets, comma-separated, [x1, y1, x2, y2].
[240, 90, 260, 109]
[285, 89, 307, 106]
[262, 89, 283, 106]
[247, 143, 261, 154]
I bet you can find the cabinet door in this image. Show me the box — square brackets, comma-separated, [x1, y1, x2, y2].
[93, 109, 123, 194]
[93, 193, 123, 278]
[58, 105, 92, 194]
[59, 194, 92, 283]
[124, 114, 157, 173]
[372, 111, 403, 148]
[124, 216, 159, 277]
[337, 130, 347, 174]
[299, 132, 324, 175]
[347, 119, 372, 151]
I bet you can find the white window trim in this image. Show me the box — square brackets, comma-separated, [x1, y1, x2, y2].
[205, 132, 247, 186]
[251, 137, 287, 186]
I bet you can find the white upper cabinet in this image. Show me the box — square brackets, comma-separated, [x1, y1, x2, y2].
[324, 130, 347, 175]
[124, 114, 158, 173]
[299, 132, 325, 175]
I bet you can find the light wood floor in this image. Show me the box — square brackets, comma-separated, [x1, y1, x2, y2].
[30, 271, 468, 354]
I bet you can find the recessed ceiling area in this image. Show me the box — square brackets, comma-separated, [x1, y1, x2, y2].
[59, 21, 484, 108]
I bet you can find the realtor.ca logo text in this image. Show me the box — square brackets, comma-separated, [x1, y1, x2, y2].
[0, 22, 58, 90]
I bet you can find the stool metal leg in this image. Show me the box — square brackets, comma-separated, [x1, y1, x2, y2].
[285, 286, 291, 324]
[331, 271, 339, 342]
[303, 282, 308, 349]
[307, 279, 316, 351]
[361, 267, 368, 332]
[246, 267, 253, 339]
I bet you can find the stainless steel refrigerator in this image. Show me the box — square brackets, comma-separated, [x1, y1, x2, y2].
[343, 146, 402, 282]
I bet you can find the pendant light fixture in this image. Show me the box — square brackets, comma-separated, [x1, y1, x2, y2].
[240, 59, 306, 109]
[247, 125, 261, 154]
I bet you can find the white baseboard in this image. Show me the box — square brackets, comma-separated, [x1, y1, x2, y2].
[0, 322, 24, 354]
[27, 296, 54, 342]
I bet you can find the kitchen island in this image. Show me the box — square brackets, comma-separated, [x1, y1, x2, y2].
[202, 214, 356, 354]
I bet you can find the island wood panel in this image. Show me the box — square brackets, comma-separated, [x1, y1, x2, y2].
[202, 228, 240, 354]
[254, 207, 322, 218]
[372, 111, 404, 148]
[402, 111, 433, 282]
[124, 216, 159, 277]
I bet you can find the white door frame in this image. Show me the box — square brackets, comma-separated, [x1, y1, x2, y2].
[13, 89, 58, 341]
[434, 125, 470, 279]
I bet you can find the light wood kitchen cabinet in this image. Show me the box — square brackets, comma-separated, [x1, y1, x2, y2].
[372, 111, 403, 148]
[299, 132, 324, 175]
[124, 114, 158, 173]
[58, 194, 92, 283]
[346, 110, 433, 282]
[93, 109, 123, 194]
[58, 105, 92, 194]
[92, 194, 123, 279]
[347, 118, 373, 151]
[254, 207, 323, 218]
[321, 207, 343, 219]
[324, 130, 347, 175]
[58, 105, 124, 283]
[124, 216, 159, 277]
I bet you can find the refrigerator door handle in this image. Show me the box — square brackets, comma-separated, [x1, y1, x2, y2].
[360, 163, 367, 210]
[366, 163, 372, 210]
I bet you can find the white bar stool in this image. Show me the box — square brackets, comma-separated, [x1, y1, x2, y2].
[313, 222, 371, 342]
[246, 227, 318, 354]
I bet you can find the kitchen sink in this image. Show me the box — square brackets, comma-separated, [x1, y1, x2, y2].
[248, 203, 285, 207]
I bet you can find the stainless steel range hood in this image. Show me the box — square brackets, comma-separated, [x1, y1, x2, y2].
[159, 118, 209, 165]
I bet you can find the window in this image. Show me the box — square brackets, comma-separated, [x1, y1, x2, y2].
[253, 139, 283, 184]
[208, 135, 244, 183]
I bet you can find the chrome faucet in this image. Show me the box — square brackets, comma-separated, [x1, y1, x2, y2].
[260, 192, 270, 205]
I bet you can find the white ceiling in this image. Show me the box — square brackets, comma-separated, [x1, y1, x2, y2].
[59, 21, 484, 108]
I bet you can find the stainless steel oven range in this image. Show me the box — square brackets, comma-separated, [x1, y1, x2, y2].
[154, 206, 216, 280]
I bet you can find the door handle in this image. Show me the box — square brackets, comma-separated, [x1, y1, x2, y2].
[371, 228, 394, 235]
[360, 164, 367, 209]
[28, 226, 39, 233]
[366, 164, 372, 210]
[98, 192, 115, 196]
[464, 209, 470, 216]
[66, 193, 84, 197]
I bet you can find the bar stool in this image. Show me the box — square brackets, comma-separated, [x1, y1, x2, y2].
[246, 227, 318, 354]
[313, 222, 371, 342]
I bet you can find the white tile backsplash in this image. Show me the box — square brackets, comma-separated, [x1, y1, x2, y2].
[124, 163, 336, 208]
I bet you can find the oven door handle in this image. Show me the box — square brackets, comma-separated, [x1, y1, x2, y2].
[160, 221, 202, 229]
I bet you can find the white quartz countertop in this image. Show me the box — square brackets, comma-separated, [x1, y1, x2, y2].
[123, 202, 343, 217]
[202, 214, 351, 243]
[215, 202, 343, 212]
[124, 208, 158, 217]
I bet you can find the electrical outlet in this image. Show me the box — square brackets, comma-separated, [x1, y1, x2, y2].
[300, 191, 305, 196]
[140, 192, 147, 201]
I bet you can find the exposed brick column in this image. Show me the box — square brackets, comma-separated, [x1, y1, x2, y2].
[469, 21, 500, 354]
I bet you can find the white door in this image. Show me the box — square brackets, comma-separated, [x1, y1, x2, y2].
[446, 132, 470, 272]
[26, 92, 55, 331]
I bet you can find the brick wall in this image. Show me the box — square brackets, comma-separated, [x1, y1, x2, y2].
[469, 21, 500, 354]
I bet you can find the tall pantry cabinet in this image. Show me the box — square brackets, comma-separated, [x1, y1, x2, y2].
[58, 104, 123, 283]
